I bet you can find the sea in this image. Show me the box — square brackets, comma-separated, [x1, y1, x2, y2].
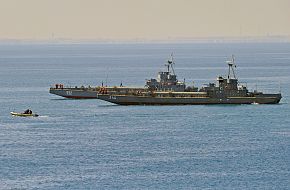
[0, 42, 289, 189]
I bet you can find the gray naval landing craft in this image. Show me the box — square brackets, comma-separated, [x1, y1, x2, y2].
[49, 55, 282, 105]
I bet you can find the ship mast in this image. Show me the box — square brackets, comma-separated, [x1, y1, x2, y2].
[226, 55, 237, 79]
[165, 53, 175, 75]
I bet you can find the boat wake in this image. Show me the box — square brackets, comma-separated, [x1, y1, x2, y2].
[38, 115, 49, 118]
[252, 102, 260, 105]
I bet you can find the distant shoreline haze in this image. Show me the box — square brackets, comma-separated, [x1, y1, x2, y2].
[0, 36, 289, 44]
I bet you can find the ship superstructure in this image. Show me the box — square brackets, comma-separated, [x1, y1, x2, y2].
[146, 54, 186, 92]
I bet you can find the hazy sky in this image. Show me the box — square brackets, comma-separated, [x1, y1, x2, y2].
[0, 0, 289, 40]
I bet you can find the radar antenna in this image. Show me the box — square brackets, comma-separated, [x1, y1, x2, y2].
[226, 55, 237, 79]
[165, 53, 175, 75]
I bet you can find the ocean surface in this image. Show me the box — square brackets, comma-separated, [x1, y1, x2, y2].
[0, 42, 289, 189]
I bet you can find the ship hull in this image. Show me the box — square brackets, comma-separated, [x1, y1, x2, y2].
[49, 88, 281, 105]
[49, 88, 98, 99]
[96, 94, 281, 105]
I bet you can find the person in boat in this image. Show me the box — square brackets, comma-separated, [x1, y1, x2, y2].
[23, 109, 32, 114]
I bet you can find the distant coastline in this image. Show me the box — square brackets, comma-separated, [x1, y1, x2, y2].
[0, 36, 289, 44]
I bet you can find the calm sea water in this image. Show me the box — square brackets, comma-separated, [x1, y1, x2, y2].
[0, 42, 289, 189]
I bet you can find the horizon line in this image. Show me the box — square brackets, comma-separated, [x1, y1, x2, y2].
[0, 35, 289, 44]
